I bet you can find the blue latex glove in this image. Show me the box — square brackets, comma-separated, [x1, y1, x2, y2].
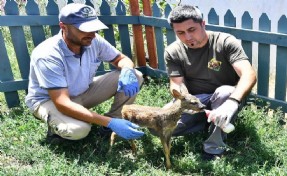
[107, 118, 144, 139]
[117, 67, 139, 97]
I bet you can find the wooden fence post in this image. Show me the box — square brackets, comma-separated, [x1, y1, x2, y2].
[275, 16, 287, 101]
[2, 0, 26, 107]
[164, 4, 176, 45]
[129, 0, 146, 67]
[152, 2, 165, 70]
[257, 13, 271, 97]
[142, 0, 157, 68]
[241, 11, 253, 64]
[208, 8, 219, 25]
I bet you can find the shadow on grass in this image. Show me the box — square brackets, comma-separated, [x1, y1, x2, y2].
[225, 118, 277, 173]
[39, 126, 155, 172]
[168, 117, 277, 175]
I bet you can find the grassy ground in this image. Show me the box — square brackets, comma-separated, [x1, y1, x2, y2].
[1, 77, 287, 175]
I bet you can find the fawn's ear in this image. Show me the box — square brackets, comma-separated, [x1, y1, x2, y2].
[179, 83, 189, 95]
[172, 89, 184, 99]
[171, 83, 189, 99]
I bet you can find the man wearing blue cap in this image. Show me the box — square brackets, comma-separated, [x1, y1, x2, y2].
[25, 3, 144, 142]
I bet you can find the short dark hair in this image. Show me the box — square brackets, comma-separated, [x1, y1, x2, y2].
[167, 5, 203, 28]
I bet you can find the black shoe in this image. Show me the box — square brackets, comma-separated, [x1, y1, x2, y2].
[202, 151, 223, 161]
[97, 126, 112, 139]
[46, 115, 62, 144]
[46, 123, 67, 144]
[46, 133, 67, 144]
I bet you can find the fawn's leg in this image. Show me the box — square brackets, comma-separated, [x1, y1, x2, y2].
[130, 140, 137, 155]
[160, 136, 171, 170]
[167, 135, 172, 152]
[166, 135, 172, 169]
[109, 132, 117, 153]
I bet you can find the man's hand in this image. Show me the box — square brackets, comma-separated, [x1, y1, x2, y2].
[205, 109, 235, 133]
[207, 99, 239, 127]
[117, 67, 139, 97]
[107, 118, 144, 139]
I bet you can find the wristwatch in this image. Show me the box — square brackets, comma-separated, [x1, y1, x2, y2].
[228, 97, 241, 106]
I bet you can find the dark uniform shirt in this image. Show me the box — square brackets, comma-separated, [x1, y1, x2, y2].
[164, 31, 248, 95]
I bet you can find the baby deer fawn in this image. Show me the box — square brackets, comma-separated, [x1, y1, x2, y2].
[110, 84, 206, 169]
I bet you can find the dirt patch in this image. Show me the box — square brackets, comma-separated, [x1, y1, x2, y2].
[0, 153, 32, 170]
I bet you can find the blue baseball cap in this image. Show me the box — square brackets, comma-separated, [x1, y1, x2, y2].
[59, 3, 108, 32]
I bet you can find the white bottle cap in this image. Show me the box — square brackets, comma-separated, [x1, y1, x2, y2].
[222, 123, 235, 133]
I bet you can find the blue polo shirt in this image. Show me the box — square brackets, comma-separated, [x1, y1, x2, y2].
[25, 31, 119, 112]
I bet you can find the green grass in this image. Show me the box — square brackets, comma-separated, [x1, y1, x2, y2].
[1, 78, 287, 175]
